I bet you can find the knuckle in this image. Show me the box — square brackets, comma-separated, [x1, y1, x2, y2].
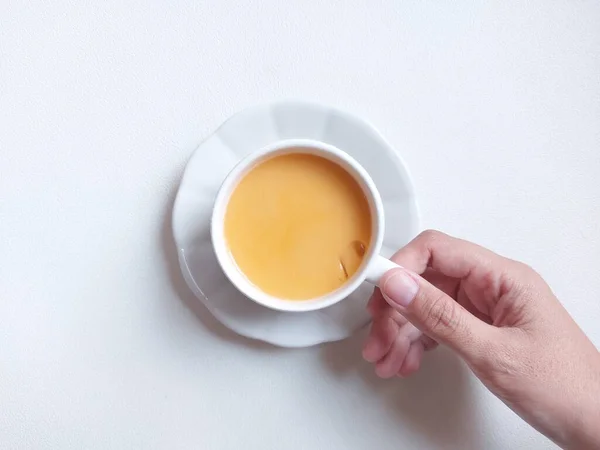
[508, 260, 545, 286]
[417, 229, 443, 244]
[421, 292, 461, 337]
[505, 260, 546, 294]
[510, 260, 536, 277]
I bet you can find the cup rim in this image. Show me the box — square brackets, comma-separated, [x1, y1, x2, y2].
[211, 138, 385, 312]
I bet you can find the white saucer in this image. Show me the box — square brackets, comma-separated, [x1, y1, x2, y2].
[172, 101, 419, 348]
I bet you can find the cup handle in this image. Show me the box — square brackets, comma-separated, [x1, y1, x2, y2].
[365, 254, 402, 286]
[365, 254, 424, 343]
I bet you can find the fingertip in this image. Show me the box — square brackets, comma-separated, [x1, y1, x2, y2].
[362, 341, 379, 363]
[374, 334, 411, 379]
[362, 318, 396, 363]
[366, 288, 385, 316]
[375, 363, 397, 379]
[398, 341, 425, 377]
[366, 295, 377, 316]
[380, 268, 420, 310]
[379, 267, 405, 288]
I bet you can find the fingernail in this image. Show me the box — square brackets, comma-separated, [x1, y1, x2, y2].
[382, 270, 419, 308]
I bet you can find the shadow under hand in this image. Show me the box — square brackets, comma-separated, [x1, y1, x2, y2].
[322, 335, 484, 449]
[161, 185, 276, 351]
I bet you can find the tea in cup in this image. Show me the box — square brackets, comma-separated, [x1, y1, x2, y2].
[212, 139, 400, 312]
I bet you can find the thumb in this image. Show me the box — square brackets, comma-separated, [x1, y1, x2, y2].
[380, 267, 491, 357]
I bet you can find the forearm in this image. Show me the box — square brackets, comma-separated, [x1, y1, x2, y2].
[500, 349, 600, 449]
[563, 388, 600, 449]
[541, 354, 600, 449]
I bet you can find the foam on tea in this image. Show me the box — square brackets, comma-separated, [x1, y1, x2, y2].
[224, 152, 372, 300]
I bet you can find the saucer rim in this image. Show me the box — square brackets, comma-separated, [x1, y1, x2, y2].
[172, 99, 421, 347]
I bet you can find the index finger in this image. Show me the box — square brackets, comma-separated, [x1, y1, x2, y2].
[390, 230, 507, 279]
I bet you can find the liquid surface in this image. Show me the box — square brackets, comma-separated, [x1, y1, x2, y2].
[225, 153, 372, 300]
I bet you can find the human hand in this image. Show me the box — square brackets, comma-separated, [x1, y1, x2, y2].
[363, 230, 600, 449]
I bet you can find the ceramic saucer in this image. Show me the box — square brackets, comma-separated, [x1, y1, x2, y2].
[172, 100, 419, 348]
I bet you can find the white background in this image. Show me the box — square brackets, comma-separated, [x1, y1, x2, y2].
[1, 1, 599, 449]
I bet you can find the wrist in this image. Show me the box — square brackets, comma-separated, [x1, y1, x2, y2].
[508, 355, 600, 449]
[563, 398, 600, 449]
[558, 357, 600, 449]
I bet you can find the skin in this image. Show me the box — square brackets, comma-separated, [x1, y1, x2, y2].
[363, 230, 600, 449]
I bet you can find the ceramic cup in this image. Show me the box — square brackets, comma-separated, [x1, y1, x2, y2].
[211, 138, 403, 313]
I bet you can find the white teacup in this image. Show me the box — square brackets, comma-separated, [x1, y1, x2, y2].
[211, 138, 403, 313]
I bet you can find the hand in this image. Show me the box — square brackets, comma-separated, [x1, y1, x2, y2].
[363, 230, 600, 449]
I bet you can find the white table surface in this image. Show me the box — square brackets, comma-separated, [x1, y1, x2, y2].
[1, 1, 599, 449]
